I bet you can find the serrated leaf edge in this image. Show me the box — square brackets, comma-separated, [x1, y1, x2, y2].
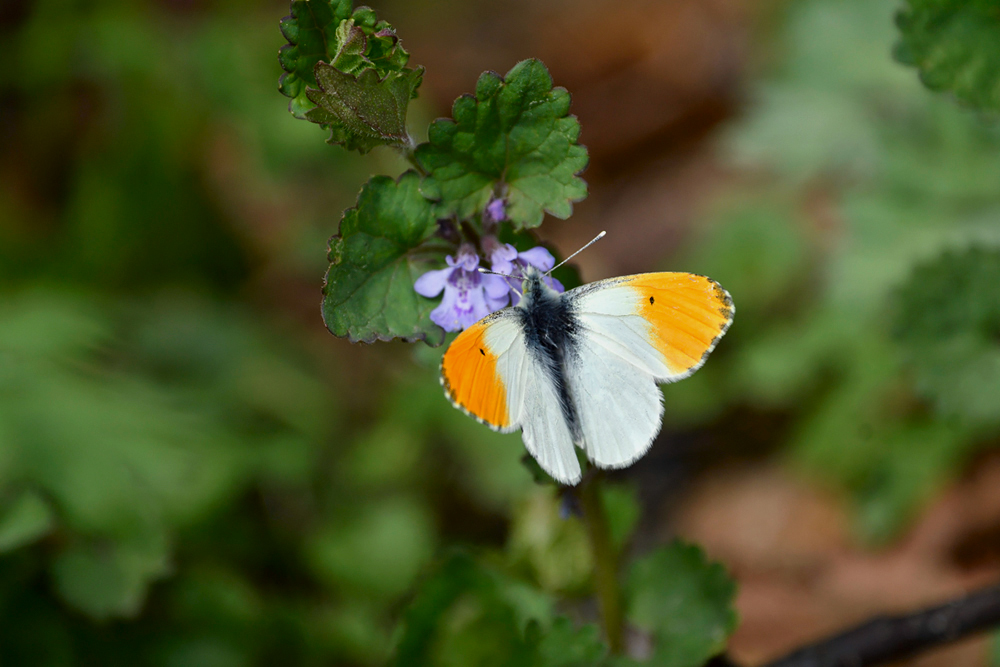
[415, 58, 589, 228]
[321, 171, 445, 346]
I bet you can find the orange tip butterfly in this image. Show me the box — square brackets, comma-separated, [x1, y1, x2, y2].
[439, 235, 734, 485]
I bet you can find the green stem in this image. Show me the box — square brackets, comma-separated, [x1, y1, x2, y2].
[400, 134, 427, 176]
[579, 471, 625, 654]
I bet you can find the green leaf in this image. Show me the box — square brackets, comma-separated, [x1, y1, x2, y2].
[322, 171, 445, 345]
[507, 488, 594, 594]
[390, 551, 547, 666]
[895, 0, 1000, 111]
[625, 541, 738, 667]
[278, 2, 422, 151]
[305, 497, 436, 600]
[277, 0, 353, 118]
[529, 617, 609, 667]
[893, 245, 1000, 427]
[415, 59, 589, 229]
[391, 550, 606, 667]
[50, 533, 170, 620]
[521, 452, 559, 486]
[601, 483, 640, 554]
[329, 15, 411, 76]
[0, 490, 55, 553]
[306, 62, 423, 152]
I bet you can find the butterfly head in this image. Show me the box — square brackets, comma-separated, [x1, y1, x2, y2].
[517, 264, 560, 310]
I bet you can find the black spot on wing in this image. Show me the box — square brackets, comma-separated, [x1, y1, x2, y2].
[438, 308, 518, 433]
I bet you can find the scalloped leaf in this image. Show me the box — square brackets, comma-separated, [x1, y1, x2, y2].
[624, 541, 738, 667]
[528, 617, 608, 666]
[415, 59, 589, 230]
[322, 171, 445, 345]
[278, 0, 353, 118]
[306, 62, 423, 152]
[895, 0, 1000, 111]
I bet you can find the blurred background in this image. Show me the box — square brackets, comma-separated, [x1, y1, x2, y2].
[3, 0, 1000, 664]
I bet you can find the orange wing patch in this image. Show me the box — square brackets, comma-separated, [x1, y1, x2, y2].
[440, 321, 510, 429]
[627, 273, 734, 375]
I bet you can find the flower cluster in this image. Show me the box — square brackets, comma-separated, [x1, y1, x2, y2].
[414, 201, 565, 332]
[487, 242, 564, 307]
[413, 244, 509, 331]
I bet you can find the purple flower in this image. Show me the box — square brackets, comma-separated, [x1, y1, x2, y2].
[484, 198, 506, 225]
[489, 243, 564, 306]
[414, 244, 510, 331]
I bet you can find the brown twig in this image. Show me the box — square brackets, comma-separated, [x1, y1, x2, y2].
[760, 582, 1000, 667]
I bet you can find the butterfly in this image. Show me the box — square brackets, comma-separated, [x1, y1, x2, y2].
[440, 261, 734, 484]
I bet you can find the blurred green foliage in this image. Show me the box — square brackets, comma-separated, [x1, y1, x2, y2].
[894, 247, 1000, 428]
[669, 0, 1000, 543]
[895, 0, 1000, 112]
[623, 543, 737, 667]
[391, 542, 736, 667]
[0, 0, 487, 662]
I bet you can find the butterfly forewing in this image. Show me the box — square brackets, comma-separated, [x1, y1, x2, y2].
[440, 308, 582, 483]
[569, 272, 733, 381]
[440, 310, 522, 431]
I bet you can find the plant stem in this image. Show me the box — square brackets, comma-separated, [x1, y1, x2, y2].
[399, 136, 428, 176]
[579, 471, 625, 654]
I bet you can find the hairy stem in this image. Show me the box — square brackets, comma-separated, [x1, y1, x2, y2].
[399, 136, 427, 175]
[579, 471, 625, 654]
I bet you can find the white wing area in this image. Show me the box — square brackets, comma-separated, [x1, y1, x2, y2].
[569, 279, 674, 380]
[565, 281, 669, 468]
[566, 323, 664, 468]
[483, 315, 582, 484]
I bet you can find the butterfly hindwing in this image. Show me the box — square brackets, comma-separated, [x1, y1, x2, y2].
[564, 332, 664, 469]
[515, 352, 581, 484]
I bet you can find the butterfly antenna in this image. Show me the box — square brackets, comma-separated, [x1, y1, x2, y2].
[478, 267, 523, 298]
[478, 268, 512, 278]
[549, 230, 606, 274]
